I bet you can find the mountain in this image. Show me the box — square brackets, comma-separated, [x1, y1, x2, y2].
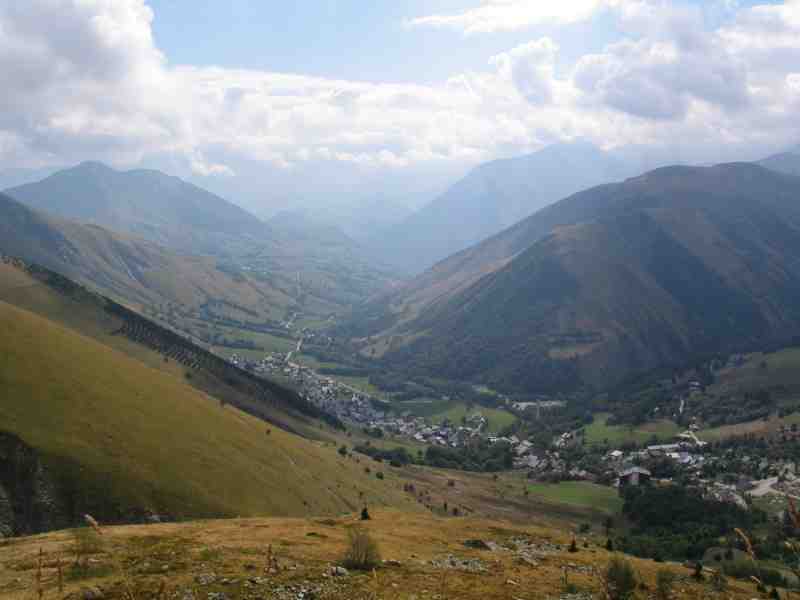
[0, 165, 60, 190]
[759, 146, 800, 177]
[267, 210, 357, 249]
[0, 192, 307, 334]
[354, 163, 800, 393]
[369, 141, 631, 273]
[4, 161, 267, 254]
[0, 258, 406, 534]
[3, 162, 399, 309]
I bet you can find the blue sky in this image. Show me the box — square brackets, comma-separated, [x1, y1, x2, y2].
[147, 1, 774, 81]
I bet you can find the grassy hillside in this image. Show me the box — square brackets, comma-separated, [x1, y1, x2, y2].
[0, 298, 412, 525]
[0, 258, 340, 433]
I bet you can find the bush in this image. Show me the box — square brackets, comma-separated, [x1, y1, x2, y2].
[655, 568, 676, 600]
[71, 526, 103, 561]
[601, 556, 638, 600]
[722, 560, 787, 587]
[710, 568, 728, 592]
[342, 527, 381, 570]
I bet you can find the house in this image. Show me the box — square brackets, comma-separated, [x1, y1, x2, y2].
[618, 467, 652, 488]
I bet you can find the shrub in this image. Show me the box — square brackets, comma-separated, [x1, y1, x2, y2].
[723, 560, 787, 587]
[376, 471, 384, 480]
[606, 539, 614, 552]
[338, 445, 348, 457]
[655, 568, 676, 600]
[361, 507, 371, 521]
[710, 569, 728, 592]
[71, 527, 103, 562]
[601, 556, 638, 600]
[342, 527, 381, 570]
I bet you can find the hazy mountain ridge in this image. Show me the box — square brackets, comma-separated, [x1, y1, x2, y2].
[4, 161, 268, 255]
[0, 192, 299, 321]
[356, 163, 800, 393]
[3, 162, 399, 310]
[369, 141, 632, 273]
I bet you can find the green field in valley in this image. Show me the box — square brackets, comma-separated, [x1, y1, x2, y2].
[582, 413, 680, 446]
[525, 481, 623, 515]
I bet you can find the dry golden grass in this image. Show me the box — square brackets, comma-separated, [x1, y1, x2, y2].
[0, 511, 772, 600]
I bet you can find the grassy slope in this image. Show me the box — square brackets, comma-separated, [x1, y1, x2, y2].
[0, 299, 413, 521]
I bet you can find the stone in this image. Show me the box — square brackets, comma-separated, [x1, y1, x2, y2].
[330, 566, 349, 577]
[81, 586, 104, 600]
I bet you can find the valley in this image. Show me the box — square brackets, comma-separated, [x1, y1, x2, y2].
[5, 149, 800, 600]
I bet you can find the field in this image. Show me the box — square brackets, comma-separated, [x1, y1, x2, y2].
[698, 412, 800, 442]
[395, 400, 518, 434]
[525, 482, 623, 515]
[582, 413, 680, 446]
[0, 510, 769, 600]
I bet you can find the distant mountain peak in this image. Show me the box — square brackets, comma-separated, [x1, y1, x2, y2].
[73, 160, 115, 172]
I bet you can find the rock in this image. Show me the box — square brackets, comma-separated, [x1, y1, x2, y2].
[207, 593, 227, 600]
[382, 559, 402, 567]
[81, 587, 104, 600]
[195, 574, 216, 586]
[464, 539, 492, 550]
[330, 566, 349, 577]
[506, 579, 518, 586]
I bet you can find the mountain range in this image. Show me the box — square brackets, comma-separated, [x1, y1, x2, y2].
[2, 162, 397, 313]
[368, 141, 633, 273]
[353, 162, 800, 393]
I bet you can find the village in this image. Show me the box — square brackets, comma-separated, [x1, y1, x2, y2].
[225, 347, 800, 516]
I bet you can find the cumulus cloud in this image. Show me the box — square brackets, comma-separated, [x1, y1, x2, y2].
[489, 38, 560, 105]
[406, 0, 623, 34]
[2, 0, 800, 184]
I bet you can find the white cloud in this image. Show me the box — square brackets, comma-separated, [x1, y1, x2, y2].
[489, 38, 559, 105]
[2, 0, 800, 187]
[406, 0, 623, 34]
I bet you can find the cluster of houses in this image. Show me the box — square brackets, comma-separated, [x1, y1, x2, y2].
[230, 344, 800, 514]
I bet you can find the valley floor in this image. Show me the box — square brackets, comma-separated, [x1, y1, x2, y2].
[0, 511, 766, 600]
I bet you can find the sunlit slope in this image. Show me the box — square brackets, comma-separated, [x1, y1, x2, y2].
[0, 299, 409, 523]
[0, 259, 338, 435]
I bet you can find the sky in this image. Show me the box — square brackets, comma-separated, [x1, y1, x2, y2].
[1, 0, 799, 216]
